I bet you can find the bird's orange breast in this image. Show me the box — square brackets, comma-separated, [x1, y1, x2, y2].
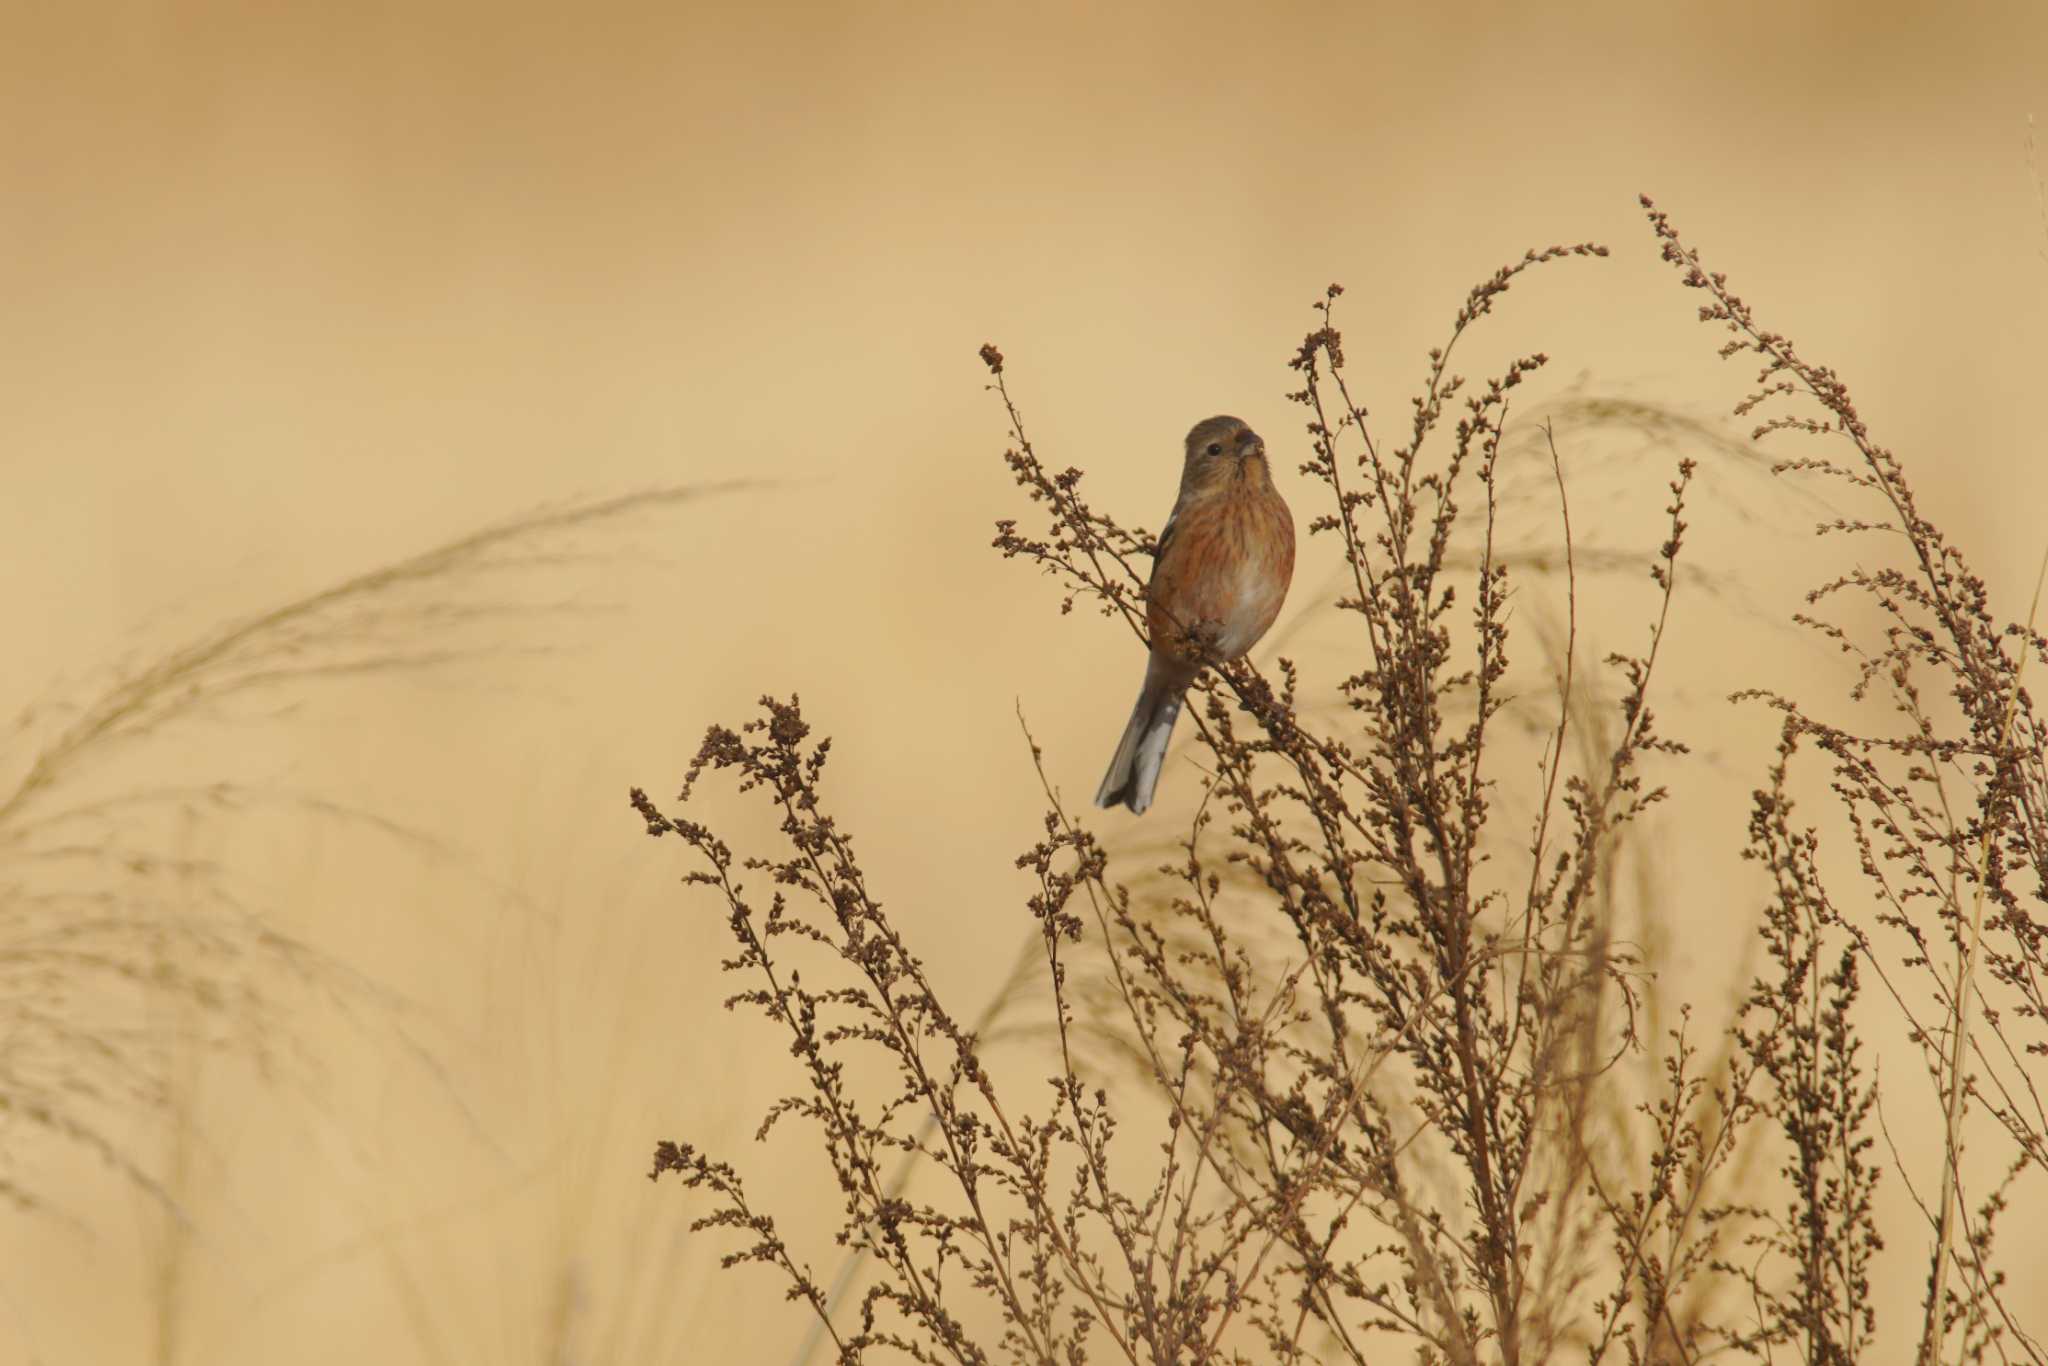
[1147, 482, 1295, 665]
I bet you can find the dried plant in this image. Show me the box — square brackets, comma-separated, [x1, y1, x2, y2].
[640, 201, 2046, 1363]
[1641, 194, 2048, 1363]
[0, 484, 746, 1228]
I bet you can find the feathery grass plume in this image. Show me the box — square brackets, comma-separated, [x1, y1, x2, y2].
[0, 483, 750, 1227]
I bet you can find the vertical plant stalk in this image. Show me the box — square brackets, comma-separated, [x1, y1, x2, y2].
[1921, 545, 2048, 1366]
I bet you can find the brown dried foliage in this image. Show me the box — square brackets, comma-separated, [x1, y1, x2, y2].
[637, 203, 2046, 1363]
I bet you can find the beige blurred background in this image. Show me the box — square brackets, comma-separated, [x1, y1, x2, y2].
[4, 0, 2047, 1361]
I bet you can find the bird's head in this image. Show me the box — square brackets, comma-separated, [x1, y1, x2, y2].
[1180, 415, 1269, 495]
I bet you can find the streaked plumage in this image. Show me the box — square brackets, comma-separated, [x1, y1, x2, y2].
[1095, 416, 1295, 815]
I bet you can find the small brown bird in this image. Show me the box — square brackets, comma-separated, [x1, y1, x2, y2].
[1095, 415, 1295, 814]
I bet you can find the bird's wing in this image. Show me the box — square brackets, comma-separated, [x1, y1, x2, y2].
[1152, 491, 1192, 563]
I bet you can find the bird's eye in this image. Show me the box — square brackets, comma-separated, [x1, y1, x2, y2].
[1205, 442, 1223, 456]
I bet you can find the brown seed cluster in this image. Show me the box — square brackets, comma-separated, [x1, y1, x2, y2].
[636, 205, 2048, 1363]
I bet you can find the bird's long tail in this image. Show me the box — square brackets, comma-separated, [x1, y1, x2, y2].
[1094, 659, 1190, 814]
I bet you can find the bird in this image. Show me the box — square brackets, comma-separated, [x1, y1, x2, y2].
[1095, 415, 1295, 815]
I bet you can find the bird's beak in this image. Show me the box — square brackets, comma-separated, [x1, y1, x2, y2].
[1236, 433, 1265, 462]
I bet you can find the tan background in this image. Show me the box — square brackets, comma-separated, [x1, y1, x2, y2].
[4, 1, 2047, 1361]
